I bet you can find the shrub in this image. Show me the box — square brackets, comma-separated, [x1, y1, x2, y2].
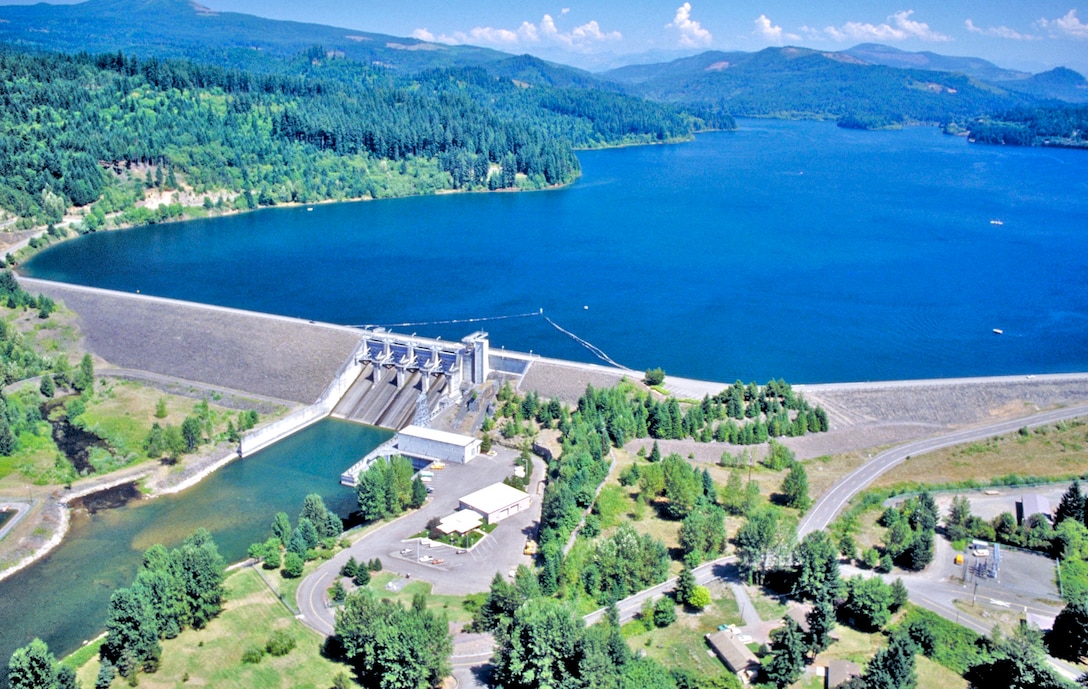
[653, 597, 677, 627]
[265, 630, 296, 657]
[282, 552, 304, 578]
[687, 586, 711, 610]
[644, 368, 666, 386]
[241, 646, 264, 664]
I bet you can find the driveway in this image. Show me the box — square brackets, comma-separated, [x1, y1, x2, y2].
[297, 446, 545, 636]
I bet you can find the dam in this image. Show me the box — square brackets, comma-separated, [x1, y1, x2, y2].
[331, 330, 490, 428]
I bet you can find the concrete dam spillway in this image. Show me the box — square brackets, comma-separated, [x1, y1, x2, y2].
[331, 330, 491, 429]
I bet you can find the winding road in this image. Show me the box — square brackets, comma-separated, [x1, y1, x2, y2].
[798, 402, 1088, 537]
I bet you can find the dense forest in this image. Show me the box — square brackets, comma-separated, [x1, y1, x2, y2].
[606, 47, 1034, 124]
[966, 105, 1088, 148]
[0, 44, 723, 229]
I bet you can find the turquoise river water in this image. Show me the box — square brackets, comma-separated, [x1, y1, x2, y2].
[0, 420, 391, 670]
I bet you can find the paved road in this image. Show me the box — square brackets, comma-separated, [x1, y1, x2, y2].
[296, 448, 545, 637]
[798, 403, 1088, 537]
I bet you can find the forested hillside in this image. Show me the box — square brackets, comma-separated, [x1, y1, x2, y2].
[967, 105, 1088, 148]
[0, 45, 719, 229]
[605, 47, 1035, 125]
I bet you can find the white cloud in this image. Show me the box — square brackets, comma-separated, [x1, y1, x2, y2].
[753, 14, 800, 43]
[414, 12, 621, 52]
[822, 10, 952, 43]
[964, 19, 1038, 41]
[754, 14, 782, 42]
[1037, 9, 1088, 39]
[667, 3, 713, 48]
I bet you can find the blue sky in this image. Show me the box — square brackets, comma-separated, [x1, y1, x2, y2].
[7, 1, 1088, 72]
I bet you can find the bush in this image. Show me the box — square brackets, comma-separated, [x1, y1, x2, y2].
[241, 646, 264, 664]
[687, 586, 711, 610]
[353, 568, 371, 587]
[644, 368, 666, 386]
[282, 552, 304, 578]
[653, 597, 677, 627]
[266, 630, 296, 657]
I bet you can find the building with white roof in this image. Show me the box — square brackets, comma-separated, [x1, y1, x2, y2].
[397, 425, 481, 464]
[459, 482, 531, 524]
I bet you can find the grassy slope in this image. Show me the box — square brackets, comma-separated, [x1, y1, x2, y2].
[873, 418, 1088, 489]
[75, 566, 347, 689]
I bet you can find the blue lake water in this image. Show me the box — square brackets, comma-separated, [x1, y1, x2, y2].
[24, 119, 1088, 383]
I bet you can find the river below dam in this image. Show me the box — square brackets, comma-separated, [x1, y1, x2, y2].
[0, 419, 390, 669]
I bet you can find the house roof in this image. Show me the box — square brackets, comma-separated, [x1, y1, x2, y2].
[786, 605, 812, 633]
[460, 482, 531, 515]
[437, 510, 483, 535]
[827, 659, 862, 688]
[1019, 494, 1052, 518]
[399, 425, 477, 448]
[705, 631, 759, 674]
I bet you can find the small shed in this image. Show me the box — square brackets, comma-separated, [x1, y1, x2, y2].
[396, 425, 481, 464]
[827, 660, 862, 688]
[706, 631, 760, 679]
[459, 482, 532, 524]
[1016, 494, 1052, 525]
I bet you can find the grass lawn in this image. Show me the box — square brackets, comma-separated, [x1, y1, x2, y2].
[625, 580, 743, 680]
[747, 586, 787, 622]
[78, 379, 257, 460]
[873, 418, 1088, 489]
[364, 571, 477, 624]
[0, 423, 65, 484]
[74, 567, 348, 689]
[810, 625, 967, 689]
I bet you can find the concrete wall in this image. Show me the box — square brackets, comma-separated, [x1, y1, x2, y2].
[239, 341, 368, 457]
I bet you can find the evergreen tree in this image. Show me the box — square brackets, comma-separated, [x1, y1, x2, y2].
[271, 512, 292, 547]
[410, 475, 428, 508]
[100, 587, 161, 677]
[780, 462, 811, 511]
[1048, 598, 1088, 662]
[649, 440, 661, 463]
[862, 632, 918, 689]
[674, 566, 696, 606]
[8, 638, 61, 689]
[1058, 481, 1087, 525]
[765, 616, 806, 688]
[806, 591, 837, 656]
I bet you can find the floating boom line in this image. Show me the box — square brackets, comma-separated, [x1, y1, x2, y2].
[350, 309, 543, 330]
[544, 316, 633, 372]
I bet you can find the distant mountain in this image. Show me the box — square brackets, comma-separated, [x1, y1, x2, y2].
[0, 0, 509, 73]
[843, 43, 1088, 103]
[603, 46, 1033, 124]
[1005, 67, 1088, 104]
[843, 43, 1029, 83]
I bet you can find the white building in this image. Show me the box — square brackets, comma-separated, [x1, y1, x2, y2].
[459, 482, 532, 524]
[396, 425, 480, 464]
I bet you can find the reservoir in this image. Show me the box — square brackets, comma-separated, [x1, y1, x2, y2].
[0, 420, 391, 668]
[24, 120, 1088, 383]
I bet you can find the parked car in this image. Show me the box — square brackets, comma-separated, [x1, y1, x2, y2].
[419, 555, 433, 563]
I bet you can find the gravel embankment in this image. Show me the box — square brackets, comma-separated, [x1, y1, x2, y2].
[21, 279, 363, 404]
